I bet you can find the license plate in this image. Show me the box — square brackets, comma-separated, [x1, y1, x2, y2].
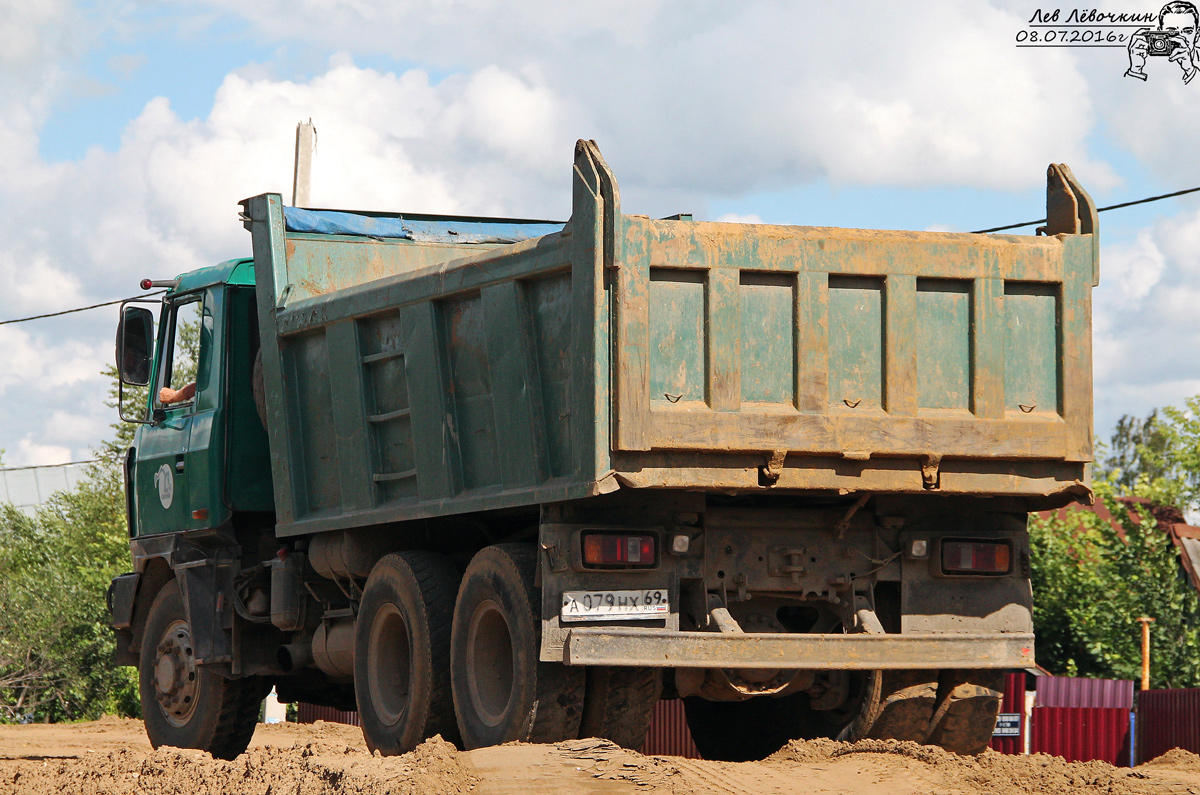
[560, 589, 670, 622]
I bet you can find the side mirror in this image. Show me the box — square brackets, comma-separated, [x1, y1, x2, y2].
[116, 305, 154, 386]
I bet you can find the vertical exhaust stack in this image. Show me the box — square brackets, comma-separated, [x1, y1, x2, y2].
[292, 120, 316, 208]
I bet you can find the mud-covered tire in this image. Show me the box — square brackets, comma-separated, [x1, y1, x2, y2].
[355, 552, 461, 755]
[840, 670, 939, 743]
[926, 670, 1005, 755]
[252, 349, 267, 430]
[450, 544, 584, 749]
[579, 667, 662, 749]
[684, 694, 811, 762]
[139, 580, 265, 760]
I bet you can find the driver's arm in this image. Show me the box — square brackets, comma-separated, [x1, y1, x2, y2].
[159, 382, 196, 405]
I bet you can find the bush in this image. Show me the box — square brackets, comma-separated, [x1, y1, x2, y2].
[0, 461, 139, 721]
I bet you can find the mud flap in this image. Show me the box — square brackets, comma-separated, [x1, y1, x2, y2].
[174, 553, 238, 667]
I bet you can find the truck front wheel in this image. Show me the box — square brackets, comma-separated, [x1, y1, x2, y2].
[354, 552, 461, 754]
[450, 544, 584, 748]
[138, 580, 264, 759]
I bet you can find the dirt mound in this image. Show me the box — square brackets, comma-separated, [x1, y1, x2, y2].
[5, 719, 1200, 795]
[0, 735, 473, 795]
[767, 738, 1153, 795]
[1140, 748, 1200, 769]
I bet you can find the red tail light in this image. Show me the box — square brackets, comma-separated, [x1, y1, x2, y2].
[942, 540, 1011, 574]
[583, 534, 656, 567]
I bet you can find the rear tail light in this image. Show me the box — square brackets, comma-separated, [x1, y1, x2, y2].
[941, 540, 1011, 574]
[582, 533, 656, 567]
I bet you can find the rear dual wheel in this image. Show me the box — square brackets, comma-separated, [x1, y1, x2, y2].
[580, 666, 662, 749]
[844, 668, 1002, 754]
[450, 544, 585, 748]
[355, 552, 461, 754]
[684, 668, 1000, 761]
[927, 670, 1005, 755]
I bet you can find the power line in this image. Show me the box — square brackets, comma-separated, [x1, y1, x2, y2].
[972, 184, 1200, 234]
[0, 291, 164, 327]
[2, 182, 1200, 328]
[0, 459, 99, 472]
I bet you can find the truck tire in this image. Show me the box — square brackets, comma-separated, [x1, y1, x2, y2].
[450, 544, 584, 748]
[252, 349, 267, 430]
[683, 693, 811, 762]
[926, 670, 1005, 755]
[579, 666, 661, 749]
[355, 552, 461, 754]
[839, 670, 939, 743]
[139, 580, 265, 760]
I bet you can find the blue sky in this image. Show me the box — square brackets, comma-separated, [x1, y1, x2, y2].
[3, 0, 1200, 465]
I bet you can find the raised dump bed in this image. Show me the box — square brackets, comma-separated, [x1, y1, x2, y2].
[243, 140, 1096, 537]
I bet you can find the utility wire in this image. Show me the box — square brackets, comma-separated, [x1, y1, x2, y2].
[0, 459, 99, 472]
[0, 291, 164, 327]
[972, 184, 1200, 234]
[3, 183, 1200, 326]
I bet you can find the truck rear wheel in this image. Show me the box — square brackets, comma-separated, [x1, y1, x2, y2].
[139, 580, 264, 760]
[450, 544, 584, 748]
[355, 552, 461, 754]
[840, 670, 939, 743]
[579, 666, 661, 749]
[926, 670, 1004, 755]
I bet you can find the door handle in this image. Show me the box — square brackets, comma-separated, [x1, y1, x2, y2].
[175, 457, 185, 474]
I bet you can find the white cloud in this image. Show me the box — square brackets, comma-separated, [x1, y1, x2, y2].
[0, 326, 103, 394]
[1093, 205, 1200, 433]
[1, 0, 1193, 462]
[715, 213, 763, 224]
[10, 440, 74, 468]
[0, 55, 581, 462]
[195, 1, 1113, 194]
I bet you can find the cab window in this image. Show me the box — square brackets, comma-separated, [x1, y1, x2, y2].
[156, 296, 204, 409]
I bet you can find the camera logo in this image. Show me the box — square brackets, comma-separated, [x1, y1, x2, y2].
[1127, 1, 1199, 82]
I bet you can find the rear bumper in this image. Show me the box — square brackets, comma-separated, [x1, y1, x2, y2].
[561, 628, 1034, 670]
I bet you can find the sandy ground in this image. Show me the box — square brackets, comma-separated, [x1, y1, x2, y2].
[2, 718, 1200, 795]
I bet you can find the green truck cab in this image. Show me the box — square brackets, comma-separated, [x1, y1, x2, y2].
[121, 260, 272, 534]
[109, 141, 1098, 762]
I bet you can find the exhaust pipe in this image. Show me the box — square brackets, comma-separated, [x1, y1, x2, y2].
[277, 643, 313, 673]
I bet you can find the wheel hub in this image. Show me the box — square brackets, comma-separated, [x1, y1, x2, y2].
[466, 600, 515, 727]
[153, 619, 199, 727]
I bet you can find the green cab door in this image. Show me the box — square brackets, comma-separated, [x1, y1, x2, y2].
[135, 293, 209, 535]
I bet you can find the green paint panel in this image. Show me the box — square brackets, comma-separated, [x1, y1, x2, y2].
[360, 313, 417, 503]
[649, 269, 706, 403]
[285, 329, 341, 513]
[1004, 283, 1059, 414]
[223, 286, 272, 512]
[740, 272, 794, 404]
[442, 294, 499, 490]
[916, 279, 971, 410]
[828, 276, 883, 409]
[528, 273, 573, 478]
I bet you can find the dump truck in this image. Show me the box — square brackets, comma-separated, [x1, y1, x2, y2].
[109, 140, 1098, 762]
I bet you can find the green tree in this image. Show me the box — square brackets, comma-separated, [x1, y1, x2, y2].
[0, 314, 197, 721]
[1030, 478, 1200, 687]
[1097, 410, 1172, 492]
[0, 469, 139, 720]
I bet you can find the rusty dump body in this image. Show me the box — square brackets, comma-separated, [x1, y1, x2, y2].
[111, 139, 1099, 760]
[237, 139, 1097, 678]
[245, 143, 1095, 533]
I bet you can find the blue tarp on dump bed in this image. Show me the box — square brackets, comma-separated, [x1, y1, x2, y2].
[284, 207, 563, 244]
